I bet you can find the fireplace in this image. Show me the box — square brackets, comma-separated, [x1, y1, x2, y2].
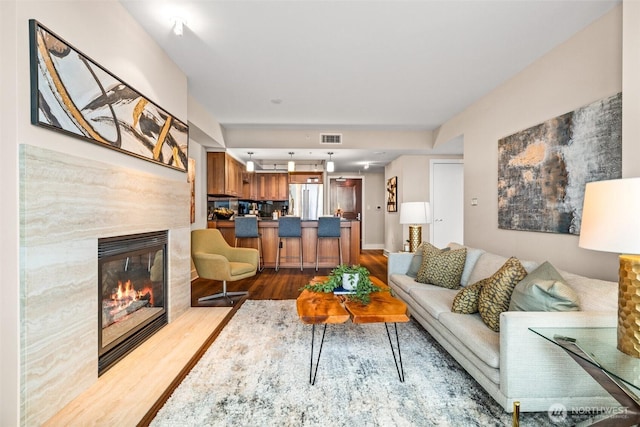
[98, 231, 168, 375]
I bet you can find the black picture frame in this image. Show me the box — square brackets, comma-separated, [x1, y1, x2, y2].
[29, 20, 189, 172]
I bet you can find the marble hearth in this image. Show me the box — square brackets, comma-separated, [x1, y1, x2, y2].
[20, 144, 191, 425]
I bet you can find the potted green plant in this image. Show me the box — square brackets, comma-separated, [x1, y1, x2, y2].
[302, 264, 387, 305]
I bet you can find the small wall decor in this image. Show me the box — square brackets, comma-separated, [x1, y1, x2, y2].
[29, 20, 189, 172]
[387, 176, 397, 212]
[498, 92, 622, 235]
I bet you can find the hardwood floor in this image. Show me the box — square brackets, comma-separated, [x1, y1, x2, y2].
[191, 249, 388, 306]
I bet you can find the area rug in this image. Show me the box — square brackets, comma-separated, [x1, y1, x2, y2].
[151, 300, 578, 426]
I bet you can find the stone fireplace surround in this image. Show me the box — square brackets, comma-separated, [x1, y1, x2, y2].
[20, 144, 191, 425]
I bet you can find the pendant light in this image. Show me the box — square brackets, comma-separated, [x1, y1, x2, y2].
[246, 152, 255, 172]
[326, 152, 335, 173]
[288, 152, 295, 172]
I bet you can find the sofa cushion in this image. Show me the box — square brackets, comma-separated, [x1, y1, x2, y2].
[439, 311, 500, 369]
[559, 270, 618, 312]
[416, 245, 467, 289]
[410, 285, 459, 320]
[467, 252, 538, 286]
[415, 243, 446, 282]
[478, 257, 528, 332]
[406, 242, 425, 278]
[407, 242, 448, 277]
[451, 278, 489, 314]
[509, 261, 580, 312]
[448, 243, 486, 286]
[389, 273, 424, 296]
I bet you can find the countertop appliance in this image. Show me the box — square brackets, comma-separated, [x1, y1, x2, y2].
[289, 183, 323, 220]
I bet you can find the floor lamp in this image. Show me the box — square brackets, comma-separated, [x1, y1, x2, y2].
[579, 178, 640, 357]
[400, 202, 431, 253]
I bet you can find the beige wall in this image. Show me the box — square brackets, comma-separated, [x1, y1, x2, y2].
[1, 1, 190, 425]
[362, 172, 385, 249]
[385, 154, 461, 253]
[434, 5, 623, 280]
[1, 1, 20, 425]
[623, 0, 640, 177]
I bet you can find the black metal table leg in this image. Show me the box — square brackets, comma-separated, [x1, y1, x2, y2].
[385, 322, 405, 382]
[309, 323, 327, 385]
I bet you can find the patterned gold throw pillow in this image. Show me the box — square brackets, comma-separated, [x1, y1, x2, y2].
[452, 278, 490, 314]
[416, 245, 467, 289]
[478, 257, 528, 332]
[415, 243, 445, 283]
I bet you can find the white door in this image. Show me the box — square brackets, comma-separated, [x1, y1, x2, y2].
[430, 160, 464, 248]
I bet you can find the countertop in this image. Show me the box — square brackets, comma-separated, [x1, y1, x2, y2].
[213, 217, 357, 222]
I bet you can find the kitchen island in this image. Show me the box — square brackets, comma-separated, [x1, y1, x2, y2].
[207, 218, 360, 269]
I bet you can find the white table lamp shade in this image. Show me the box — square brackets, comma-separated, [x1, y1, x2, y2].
[400, 202, 431, 225]
[579, 178, 640, 254]
[579, 177, 640, 358]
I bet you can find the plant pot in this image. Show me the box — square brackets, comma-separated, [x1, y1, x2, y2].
[342, 273, 359, 291]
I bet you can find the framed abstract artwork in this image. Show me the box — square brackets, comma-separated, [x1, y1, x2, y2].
[387, 176, 397, 212]
[188, 158, 196, 223]
[498, 92, 622, 235]
[29, 20, 189, 172]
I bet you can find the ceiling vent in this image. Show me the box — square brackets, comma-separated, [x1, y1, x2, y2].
[320, 133, 342, 144]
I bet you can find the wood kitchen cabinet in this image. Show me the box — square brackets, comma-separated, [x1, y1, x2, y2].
[207, 152, 244, 197]
[242, 172, 256, 200]
[256, 173, 289, 201]
[276, 173, 289, 200]
[288, 172, 323, 184]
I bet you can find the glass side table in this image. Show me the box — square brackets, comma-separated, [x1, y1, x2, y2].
[529, 327, 640, 426]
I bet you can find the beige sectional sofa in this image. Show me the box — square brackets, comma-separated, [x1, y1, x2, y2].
[387, 244, 619, 413]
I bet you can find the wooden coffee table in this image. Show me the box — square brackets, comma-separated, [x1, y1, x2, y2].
[296, 276, 409, 385]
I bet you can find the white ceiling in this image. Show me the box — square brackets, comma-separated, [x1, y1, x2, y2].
[121, 0, 619, 173]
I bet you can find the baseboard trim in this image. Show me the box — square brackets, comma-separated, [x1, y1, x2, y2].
[362, 244, 385, 250]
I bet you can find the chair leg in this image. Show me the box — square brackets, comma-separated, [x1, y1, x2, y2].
[338, 237, 343, 265]
[315, 238, 320, 271]
[276, 238, 281, 272]
[299, 237, 303, 271]
[198, 280, 248, 303]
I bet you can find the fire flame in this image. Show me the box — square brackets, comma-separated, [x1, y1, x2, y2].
[111, 280, 154, 306]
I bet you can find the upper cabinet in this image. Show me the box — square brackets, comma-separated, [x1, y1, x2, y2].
[256, 173, 289, 201]
[207, 152, 244, 197]
[242, 172, 257, 200]
[288, 172, 323, 184]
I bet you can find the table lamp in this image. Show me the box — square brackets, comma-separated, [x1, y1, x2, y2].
[400, 202, 431, 253]
[579, 178, 640, 357]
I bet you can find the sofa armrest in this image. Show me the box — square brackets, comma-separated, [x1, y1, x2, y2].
[387, 252, 414, 280]
[500, 311, 617, 399]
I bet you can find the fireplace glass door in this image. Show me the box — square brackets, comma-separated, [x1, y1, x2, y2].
[98, 231, 168, 374]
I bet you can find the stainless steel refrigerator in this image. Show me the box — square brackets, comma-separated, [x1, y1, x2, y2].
[289, 183, 323, 220]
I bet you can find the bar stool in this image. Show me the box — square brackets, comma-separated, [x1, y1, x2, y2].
[316, 216, 342, 271]
[276, 216, 302, 271]
[234, 216, 263, 272]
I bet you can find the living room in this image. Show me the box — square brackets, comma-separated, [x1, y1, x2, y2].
[3, 1, 640, 426]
